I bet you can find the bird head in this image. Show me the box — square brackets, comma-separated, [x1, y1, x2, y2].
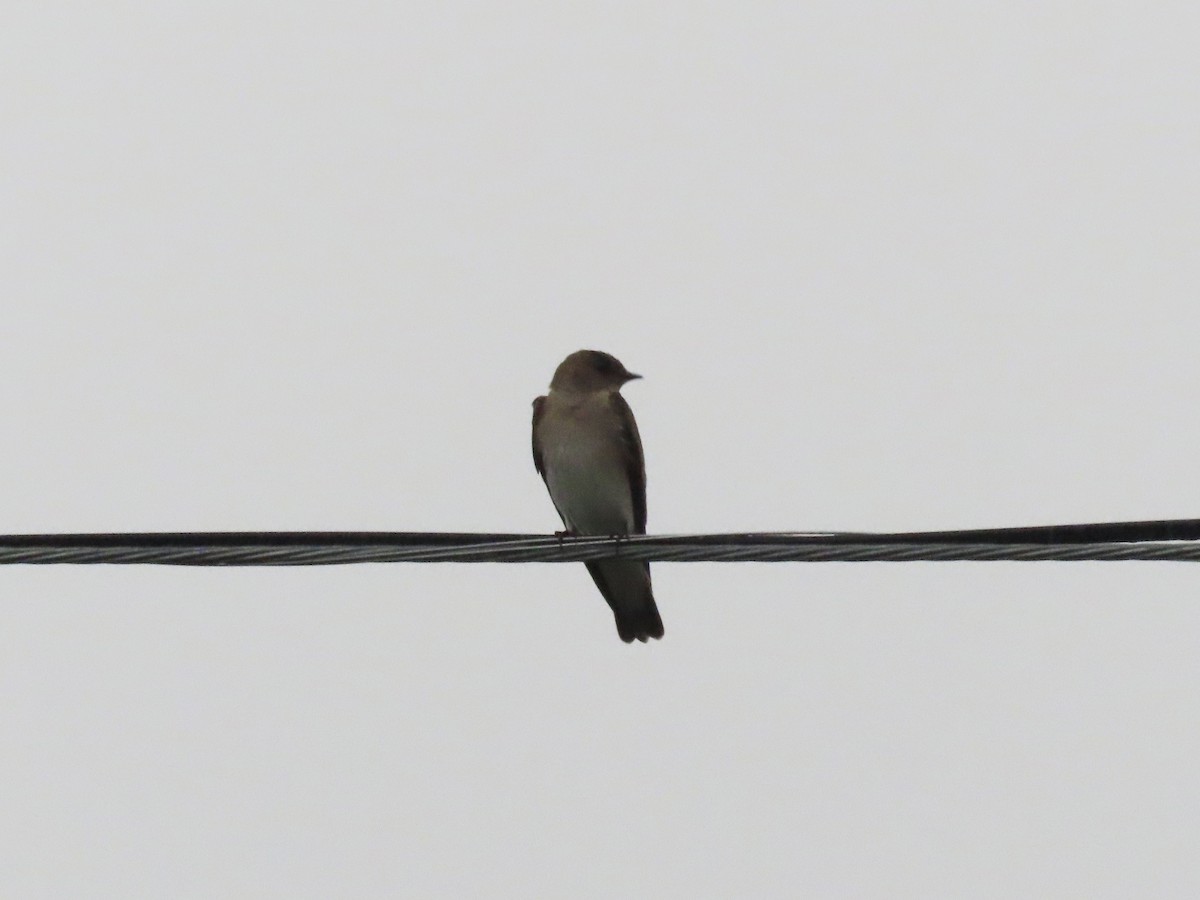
[549, 350, 642, 394]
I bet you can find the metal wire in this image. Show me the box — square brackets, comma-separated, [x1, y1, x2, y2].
[1, 520, 1200, 565]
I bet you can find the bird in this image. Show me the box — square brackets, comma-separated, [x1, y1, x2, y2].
[531, 350, 664, 643]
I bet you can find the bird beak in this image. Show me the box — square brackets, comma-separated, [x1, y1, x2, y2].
[624, 372, 642, 382]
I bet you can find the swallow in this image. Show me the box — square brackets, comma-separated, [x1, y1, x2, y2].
[532, 350, 664, 642]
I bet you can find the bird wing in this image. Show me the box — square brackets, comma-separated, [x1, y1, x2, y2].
[609, 391, 647, 534]
[531, 395, 547, 476]
[531, 394, 570, 528]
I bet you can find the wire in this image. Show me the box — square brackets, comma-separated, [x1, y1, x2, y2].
[1, 519, 1199, 565]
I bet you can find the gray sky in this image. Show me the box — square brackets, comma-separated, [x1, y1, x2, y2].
[3, 2, 1200, 896]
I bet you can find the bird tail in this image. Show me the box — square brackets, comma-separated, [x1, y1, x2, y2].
[584, 560, 664, 643]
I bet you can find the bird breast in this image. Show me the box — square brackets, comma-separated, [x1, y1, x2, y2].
[541, 401, 634, 535]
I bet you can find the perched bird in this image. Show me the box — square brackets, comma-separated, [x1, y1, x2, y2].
[532, 350, 664, 643]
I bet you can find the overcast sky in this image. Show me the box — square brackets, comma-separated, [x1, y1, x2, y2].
[3, 2, 1200, 897]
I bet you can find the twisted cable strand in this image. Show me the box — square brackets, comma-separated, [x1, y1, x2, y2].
[1, 526, 1200, 565]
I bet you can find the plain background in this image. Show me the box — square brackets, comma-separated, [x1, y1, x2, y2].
[3, 2, 1200, 896]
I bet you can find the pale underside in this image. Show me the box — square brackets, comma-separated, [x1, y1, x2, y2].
[538, 396, 635, 535]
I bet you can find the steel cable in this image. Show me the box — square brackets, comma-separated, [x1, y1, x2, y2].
[1, 520, 1200, 565]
